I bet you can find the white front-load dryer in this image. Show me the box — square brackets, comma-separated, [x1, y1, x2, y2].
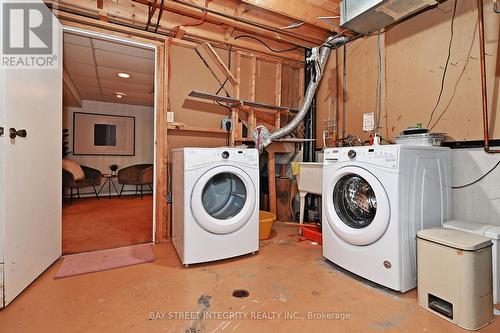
[172, 148, 259, 265]
[322, 145, 451, 292]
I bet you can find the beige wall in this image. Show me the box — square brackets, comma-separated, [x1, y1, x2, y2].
[64, 100, 154, 193]
[317, 0, 500, 148]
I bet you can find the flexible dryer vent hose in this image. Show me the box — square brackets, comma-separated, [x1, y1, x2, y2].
[252, 35, 350, 151]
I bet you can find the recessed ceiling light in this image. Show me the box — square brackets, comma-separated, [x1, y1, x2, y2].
[115, 92, 127, 99]
[117, 72, 130, 78]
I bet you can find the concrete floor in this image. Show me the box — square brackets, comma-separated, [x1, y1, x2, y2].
[0, 223, 498, 332]
[63, 196, 153, 254]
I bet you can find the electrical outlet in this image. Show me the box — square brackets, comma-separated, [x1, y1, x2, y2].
[167, 112, 175, 123]
[221, 117, 232, 131]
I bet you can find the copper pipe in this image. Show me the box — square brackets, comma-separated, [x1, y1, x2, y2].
[477, 0, 500, 153]
[335, 47, 340, 144]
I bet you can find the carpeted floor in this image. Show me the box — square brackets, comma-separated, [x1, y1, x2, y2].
[62, 195, 153, 254]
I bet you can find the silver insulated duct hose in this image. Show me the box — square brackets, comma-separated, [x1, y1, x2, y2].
[252, 35, 350, 151]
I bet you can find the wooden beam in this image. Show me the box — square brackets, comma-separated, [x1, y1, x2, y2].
[167, 123, 228, 134]
[224, 26, 235, 41]
[231, 52, 242, 146]
[62, 68, 82, 107]
[241, 0, 339, 31]
[202, 42, 238, 86]
[268, 151, 277, 214]
[275, 62, 282, 107]
[275, 64, 282, 130]
[50, 4, 305, 62]
[130, 0, 320, 47]
[235, 3, 247, 16]
[249, 55, 257, 102]
[155, 40, 169, 242]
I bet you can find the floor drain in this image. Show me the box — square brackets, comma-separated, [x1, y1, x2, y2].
[232, 289, 249, 298]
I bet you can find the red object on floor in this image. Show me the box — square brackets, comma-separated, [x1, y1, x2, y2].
[300, 224, 322, 244]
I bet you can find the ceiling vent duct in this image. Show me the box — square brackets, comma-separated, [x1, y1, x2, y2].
[340, 0, 442, 34]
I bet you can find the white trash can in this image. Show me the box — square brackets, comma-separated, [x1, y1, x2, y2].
[444, 219, 500, 304]
[417, 228, 494, 330]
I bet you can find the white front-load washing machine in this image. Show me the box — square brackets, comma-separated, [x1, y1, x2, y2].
[172, 148, 259, 265]
[322, 145, 451, 292]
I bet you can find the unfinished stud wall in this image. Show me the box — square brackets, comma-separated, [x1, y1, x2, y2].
[167, 44, 232, 150]
[167, 43, 303, 151]
[316, 0, 500, 147]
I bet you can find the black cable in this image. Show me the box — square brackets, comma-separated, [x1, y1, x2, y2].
[154, 0, 165, 33]
[427, 0, 458, 128]
[452, 160, 500, 189]
[234, 35, 301, 53]
[214, 46, 233, 117]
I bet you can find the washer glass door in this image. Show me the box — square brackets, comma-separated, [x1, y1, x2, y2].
[191, 165, 256, 234]
[325, 166, 390, 245]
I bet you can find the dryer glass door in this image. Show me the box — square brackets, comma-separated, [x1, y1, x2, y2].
[202, 173, 247, 220]
[191, 165, 256, 235]
[325, 166, 390, 245]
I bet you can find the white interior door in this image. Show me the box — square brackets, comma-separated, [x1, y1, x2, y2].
[0, 1, 62, 307]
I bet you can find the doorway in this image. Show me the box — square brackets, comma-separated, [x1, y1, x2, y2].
[61, 27, 157, 254]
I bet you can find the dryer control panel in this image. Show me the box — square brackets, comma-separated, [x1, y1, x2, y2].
[324, 146, 399, 168]
[183, 148, 259, 169]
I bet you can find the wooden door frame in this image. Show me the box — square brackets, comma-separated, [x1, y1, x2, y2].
[60, 23, 170, 243]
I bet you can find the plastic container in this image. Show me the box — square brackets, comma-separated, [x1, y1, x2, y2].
[395, 133, 444, 146]
[444, 219, 500, 304]
[259, 211, 276, 240]
[417, 228, 494, 330]
[300, 224, 322, 244]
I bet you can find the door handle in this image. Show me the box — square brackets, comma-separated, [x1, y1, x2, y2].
[9, 128, 27, 139]
[0, 127, 3, 137]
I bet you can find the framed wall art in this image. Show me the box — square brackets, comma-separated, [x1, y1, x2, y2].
[73, 112, 135, 156]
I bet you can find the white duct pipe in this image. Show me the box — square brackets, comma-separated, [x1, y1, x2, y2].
[252, 35, 350, 151]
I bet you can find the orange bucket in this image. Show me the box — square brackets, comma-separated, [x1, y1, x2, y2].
[259, 211, 276, 240]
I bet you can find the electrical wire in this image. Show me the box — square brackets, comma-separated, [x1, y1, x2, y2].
[452, 160, 500, 189]
[213, 46, 233, 147]
[429, 20, 478, 131]
[426, 0, 458, 128]
[234, 35, 301, 53]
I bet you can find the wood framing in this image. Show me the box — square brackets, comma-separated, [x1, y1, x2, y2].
[202, 42, 238, 86]
[60, 21, 170, 242]
[47, 0, 308, 62]
[241, 0, 339, 30]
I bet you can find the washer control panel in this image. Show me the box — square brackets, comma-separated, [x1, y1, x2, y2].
[324, 146, 399, 168]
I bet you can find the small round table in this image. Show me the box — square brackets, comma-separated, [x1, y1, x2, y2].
[97, 174, 119, 199]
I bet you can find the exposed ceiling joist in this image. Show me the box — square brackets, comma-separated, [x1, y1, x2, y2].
[132, 0, 324, 48]
[49, 2, 306, 62]
[241, 0, 340, 31]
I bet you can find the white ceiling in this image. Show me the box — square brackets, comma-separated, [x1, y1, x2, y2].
[63, 32, 155, 107]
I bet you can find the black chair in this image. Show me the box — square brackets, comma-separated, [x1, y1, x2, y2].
[62, 165, 102, 204]
[117, 164, 154, 199]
